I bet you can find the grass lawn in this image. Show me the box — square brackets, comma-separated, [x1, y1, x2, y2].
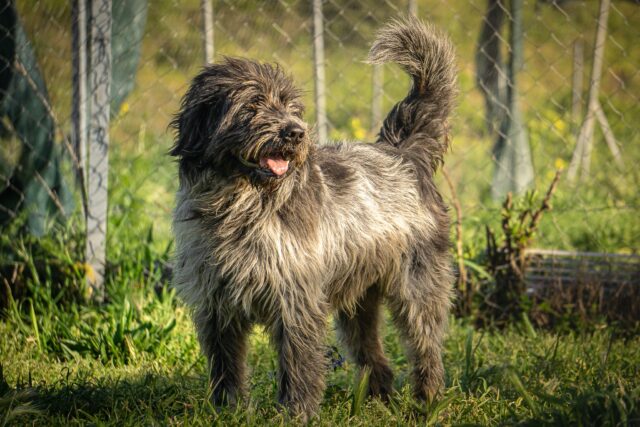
[1, 277, 639, 426]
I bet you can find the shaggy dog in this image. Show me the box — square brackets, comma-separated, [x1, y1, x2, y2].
[171, 17, 456, 420]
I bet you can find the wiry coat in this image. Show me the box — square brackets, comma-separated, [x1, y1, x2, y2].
[171, 17, 457, 420]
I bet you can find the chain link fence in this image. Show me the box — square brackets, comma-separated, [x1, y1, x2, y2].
[2, 1, 639, 295]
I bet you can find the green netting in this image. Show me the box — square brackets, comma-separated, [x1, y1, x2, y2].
[0, 4, 73, 236]
[111, 0, 147, 115]
[0, 0, 148, 235]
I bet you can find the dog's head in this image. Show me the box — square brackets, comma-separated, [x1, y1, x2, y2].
[170, 57, 311, 185]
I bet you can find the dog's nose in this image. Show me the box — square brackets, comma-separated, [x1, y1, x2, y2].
[282, 124, 305, 143]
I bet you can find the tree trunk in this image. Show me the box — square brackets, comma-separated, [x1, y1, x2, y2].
[475, 0, 507, 136]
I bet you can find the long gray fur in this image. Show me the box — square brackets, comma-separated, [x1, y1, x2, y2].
[171, 16, 456, 421]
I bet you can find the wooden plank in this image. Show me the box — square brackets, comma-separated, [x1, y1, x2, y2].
[525, 276, 636, 287]
[525, 248, 640, 260]
[526, 266, 638, 276]
[524, 246, 639, 290]
[527, 262, 639, 272]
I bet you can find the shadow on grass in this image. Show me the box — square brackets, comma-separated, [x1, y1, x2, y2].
[1, 371, 230, 425]
[2, 361, 639, 425]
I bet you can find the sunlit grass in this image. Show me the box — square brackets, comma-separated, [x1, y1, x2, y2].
[1, 272, 639, 425]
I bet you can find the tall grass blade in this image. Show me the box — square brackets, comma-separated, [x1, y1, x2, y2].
[350, 367, 370, 417]
[462, 259, 494, 281]
[521, 312, 537, 339]
[425, 394, 456, 426]
[506, 368, 539, 416]
[28, 301, 41, 352]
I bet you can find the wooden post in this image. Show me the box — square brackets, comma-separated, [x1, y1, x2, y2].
[312, 0, 327, 144]
[408, 0, 418, 16]
[72, 0, 88, 212]
[568, 0, 611, 181]
[370, 65, 383, 134]
[571, 38, 583, 133]
[86, 0, 112, 302]
[594, 101, 623, 167]
[201, 0, 214, 64]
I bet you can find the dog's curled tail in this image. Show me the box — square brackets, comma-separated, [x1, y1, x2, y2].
[368, 16, 456, 173]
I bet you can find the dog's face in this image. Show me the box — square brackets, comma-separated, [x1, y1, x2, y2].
[171, 57, 311, 185]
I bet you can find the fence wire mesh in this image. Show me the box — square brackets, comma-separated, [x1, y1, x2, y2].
[3, 1, 640, 286]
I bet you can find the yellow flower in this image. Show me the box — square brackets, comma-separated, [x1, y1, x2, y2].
[553, 119, 566, 133]
[554, 158, 566, 170]
[83, 262, 96, 284]
[350, 117, 366, 140]
[353, 128, 366, 140]
[119, 101, 130, 116]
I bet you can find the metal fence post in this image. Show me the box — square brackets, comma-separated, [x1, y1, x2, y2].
[72, 0, 88, 194]
[86, 0, 112, 302]
[408, 0, 418, 16]
[370, 64, 383, 135]
[201, 0, 214, 64]
[312, 0, 327, 144]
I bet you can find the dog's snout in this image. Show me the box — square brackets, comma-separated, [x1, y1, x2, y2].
[282, 124, 305, 143]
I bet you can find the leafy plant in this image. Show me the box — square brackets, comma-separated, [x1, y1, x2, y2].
[478, 171, 562, 327]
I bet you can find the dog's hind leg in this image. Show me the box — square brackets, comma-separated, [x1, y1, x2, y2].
[193, 308, 252, 407]
[387, 257, 453, 401]
[336, 285, 394, 399]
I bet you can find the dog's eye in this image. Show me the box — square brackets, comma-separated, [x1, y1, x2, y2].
[245, 105, 259, 116]
[288, 102, 305, 117]
[289, 106, 303, 118]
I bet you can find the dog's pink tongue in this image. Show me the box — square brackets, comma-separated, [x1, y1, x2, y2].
[260, 156, 289, 176]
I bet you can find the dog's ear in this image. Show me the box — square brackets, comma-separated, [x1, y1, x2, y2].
[169, 69, 230, 160]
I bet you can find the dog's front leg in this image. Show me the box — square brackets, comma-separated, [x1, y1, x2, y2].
[193, 308, 252, 408]
[271, 294, 328, 422]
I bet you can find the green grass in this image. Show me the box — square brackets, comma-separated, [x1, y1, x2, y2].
[1, 271, 639, 426]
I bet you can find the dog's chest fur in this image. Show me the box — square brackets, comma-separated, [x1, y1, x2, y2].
[172, 143, 438, 321]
